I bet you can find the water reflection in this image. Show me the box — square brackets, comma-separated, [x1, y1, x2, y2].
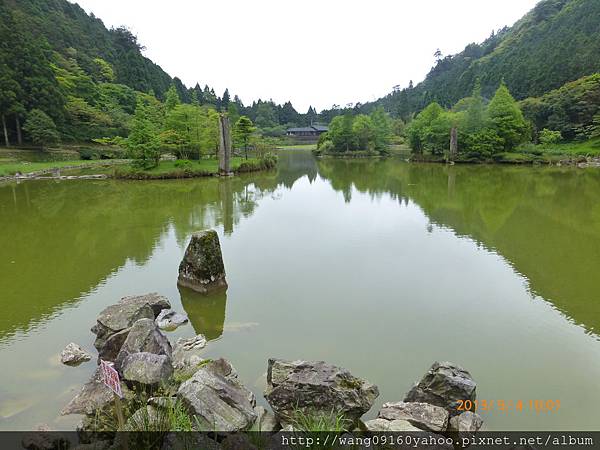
[179, 287, 227, 341]
[0, 151, 317, 343]
[316, 158, 600, 335]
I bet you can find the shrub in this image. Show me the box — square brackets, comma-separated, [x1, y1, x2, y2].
[78, 148, 99, 160]
[174, 159, 193, 169]
[539, 128, 562, 145]
[237, 153, 277, 173]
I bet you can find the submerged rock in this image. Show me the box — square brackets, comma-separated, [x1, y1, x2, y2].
[378, 401, 449, 432]
[177, 358, 256, 432]
[115, 318, 172, 373]
[404, 361, 476, 416]
[156, 309, 189, 330]
[91, 293, 170, 357]
[60, 343, 92, 366]
[177, 230, 228, 294]
[264, 359, 379, 425]
[121, 352, 173, 386]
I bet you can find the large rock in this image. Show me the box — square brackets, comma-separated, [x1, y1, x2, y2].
[172, 334, 207, 376]
[404, 362, 476, 416]
[123, 405, 160, 431]
[378, 401, 449, 433]
[98, 328, 130, 362]
[60, 343, 92, 366]
[448, 411, 484, 433]
[156, 309, 188, 330]
[61, 367, 131, 416]
[115, 318, 172, 373]
[251, 406, 280, 432]
[264, 359, 379, 425]
[21, 425, 69, 450]
[363, 418, 423, 432]
[162, 433, 221, 450]
[121, 352, 173, 386]
[120, 293, 172, 317]
[92, 293, 170, 357]
[177, 358, 256, 432]
[177, 230, 228, 294]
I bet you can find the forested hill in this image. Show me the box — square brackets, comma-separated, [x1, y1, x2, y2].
[353, 0, 600, 120]
[5, 0, 175, 97]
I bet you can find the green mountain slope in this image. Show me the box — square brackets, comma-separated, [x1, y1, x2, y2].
[5, 0, 173, 97]
[364, 0, 600, 119]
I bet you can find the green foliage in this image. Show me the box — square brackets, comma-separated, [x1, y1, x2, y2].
[521, 73, 600, 141]
[319, 108, 393, 154]
[23, 109, 60, 149]
[126, 100, 162, 169]
[165, 85, 181, 112]
[92, 58, 115, 83]
[351, 115, 375, 151]
[234, 116, 257, 159]
[237, 153, 278, 172]
[407, 82, 529, 158]
[487, 82, 528, 150]
[289, 408, 350, 432]
[351, 0, 600, 120]
[406, 102, 444, 154]
[539, 128, 563, 145]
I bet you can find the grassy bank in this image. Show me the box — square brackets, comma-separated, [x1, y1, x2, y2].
[410, 138, 600, 165]
[113, 155, 277, 180]
[0, 159, 124, 177]
[277, 144, 317, 151]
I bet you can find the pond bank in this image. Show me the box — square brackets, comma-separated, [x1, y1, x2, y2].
[0, 160, 129, 181]
[51, 292, 482, 446]
[0, 155, 277, 182]
[113, 156, 276, 180]
[410, 153, 600, 167]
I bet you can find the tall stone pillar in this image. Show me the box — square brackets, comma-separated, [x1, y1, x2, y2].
[449, 127, 458, 160]
[218, 114, 232, 174]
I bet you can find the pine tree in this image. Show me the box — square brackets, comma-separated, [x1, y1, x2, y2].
[234, 116, 256, 160]
[221, 89, 230, 110]
[488, 81, 528, 150]
[165, 85, 180, 112]
[465, 79, 486, 132]
[126, 100, 161, 168]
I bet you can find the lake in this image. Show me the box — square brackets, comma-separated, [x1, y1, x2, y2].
[1, 150, 599, 431]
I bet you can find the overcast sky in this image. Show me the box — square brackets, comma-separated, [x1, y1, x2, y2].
[71, 0, 540, 112]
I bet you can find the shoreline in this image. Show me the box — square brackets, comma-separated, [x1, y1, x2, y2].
[0, 156, 277, 182]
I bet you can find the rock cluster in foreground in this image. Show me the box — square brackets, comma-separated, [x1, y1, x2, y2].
[59, 293, 484, 449]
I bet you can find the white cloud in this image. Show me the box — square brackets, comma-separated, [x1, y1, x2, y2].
[70, 0, 540, 112]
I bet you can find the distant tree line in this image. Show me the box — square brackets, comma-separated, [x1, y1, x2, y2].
[0, 0, 319, 148]
[317, 107, 394, 155]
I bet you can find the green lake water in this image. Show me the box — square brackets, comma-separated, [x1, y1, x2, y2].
[1, 150, 600, 430]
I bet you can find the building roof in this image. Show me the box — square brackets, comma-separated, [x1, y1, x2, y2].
[287, 127, 316, 133]
[286, 125, 329, 133]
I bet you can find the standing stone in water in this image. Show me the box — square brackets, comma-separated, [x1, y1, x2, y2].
[178, 230, 228, 294]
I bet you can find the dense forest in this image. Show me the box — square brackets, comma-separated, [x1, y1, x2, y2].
[0, 0, 317, 147]
[332, 0, 600, 121]
[2, 0, 600, 153]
